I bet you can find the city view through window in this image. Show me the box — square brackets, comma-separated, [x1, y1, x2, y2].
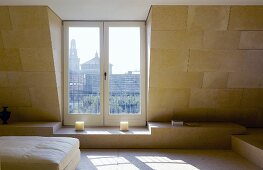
[68, 27, 141, 115]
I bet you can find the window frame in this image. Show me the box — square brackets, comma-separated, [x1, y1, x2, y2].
[63, 21, 146, 126]
[103, 22, 146, 126]
[63, 21, 104, 126]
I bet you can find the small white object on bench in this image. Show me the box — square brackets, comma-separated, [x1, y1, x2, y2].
[120, 121, 129, 131]
[171, 120, 184, 126]
[75, 121, 85, 131]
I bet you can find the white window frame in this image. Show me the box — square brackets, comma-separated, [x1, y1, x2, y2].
[63, 22, 104, 126]
[103, 22, 146, 126]
[63, 21, 146, 126]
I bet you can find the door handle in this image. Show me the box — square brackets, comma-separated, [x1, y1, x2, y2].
[104, 72, 107, 80]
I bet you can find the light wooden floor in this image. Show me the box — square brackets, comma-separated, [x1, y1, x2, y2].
[77, 149, 260, 170]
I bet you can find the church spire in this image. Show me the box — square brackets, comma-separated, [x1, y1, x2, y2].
[70, 39, 78, 58]
[95, 51, 99, 58]
[69, 39, 80, 72]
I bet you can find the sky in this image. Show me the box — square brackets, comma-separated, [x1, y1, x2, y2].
[69, 27, 140, 74]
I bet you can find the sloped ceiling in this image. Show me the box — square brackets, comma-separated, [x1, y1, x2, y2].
[0, 0, 263, 20]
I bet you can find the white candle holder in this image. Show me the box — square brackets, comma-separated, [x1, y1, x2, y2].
[120, 121, 129, 131]
[75, 121, 85, 131]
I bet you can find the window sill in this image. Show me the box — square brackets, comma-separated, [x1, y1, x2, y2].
[54, 126, 150, 135]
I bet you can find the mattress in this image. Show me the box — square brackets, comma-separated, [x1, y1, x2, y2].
[0, 136, 80, 170]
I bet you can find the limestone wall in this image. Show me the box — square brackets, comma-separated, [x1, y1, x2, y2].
[0, 6, 62, 121]
[147, 6, 263, 127]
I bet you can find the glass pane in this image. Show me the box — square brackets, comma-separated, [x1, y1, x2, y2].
[109, 27, 141, 115]
[68, 27, 100, 114]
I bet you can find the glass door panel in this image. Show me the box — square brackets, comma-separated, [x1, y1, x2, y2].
[68, 27, 101, 114]
[64, 22, 103, 126]
[108, 27, 141, 115]
[104, 22, 146, 126]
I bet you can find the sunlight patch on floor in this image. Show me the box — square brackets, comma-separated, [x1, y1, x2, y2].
[87, 155, 199, 170]
[87, 155, 140, 170]
[136, 156, 199, 170]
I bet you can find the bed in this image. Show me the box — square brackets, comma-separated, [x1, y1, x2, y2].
[0, 136, 80, 170]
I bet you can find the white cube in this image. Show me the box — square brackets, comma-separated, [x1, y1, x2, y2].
[120, 121, 129, 131]
[75, 121, 85, 131]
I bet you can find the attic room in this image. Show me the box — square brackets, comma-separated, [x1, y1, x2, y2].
[0, 0, 262, 169]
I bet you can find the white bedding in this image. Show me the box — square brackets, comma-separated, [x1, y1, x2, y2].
[0, 136, 80, 170]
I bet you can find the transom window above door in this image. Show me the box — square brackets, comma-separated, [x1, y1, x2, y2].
[63, 22, 146, 126]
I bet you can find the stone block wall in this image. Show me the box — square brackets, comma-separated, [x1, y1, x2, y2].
[147, 5, 263, 127]
[0, 6, 62, 121]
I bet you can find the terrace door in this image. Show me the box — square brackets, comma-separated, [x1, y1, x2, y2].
[64, 22, 145, 126]
[103, 22, 146, 126]
[63, 22, 104, 126]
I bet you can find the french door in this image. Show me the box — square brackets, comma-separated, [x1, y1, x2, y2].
[63, 22, 146, 126]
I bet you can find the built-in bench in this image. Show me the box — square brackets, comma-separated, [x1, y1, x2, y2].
[0, 122, 61, 136]
[54, 122, 246, 149]
[0, 121, 248, 149]
[232, 129, 263, 169]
